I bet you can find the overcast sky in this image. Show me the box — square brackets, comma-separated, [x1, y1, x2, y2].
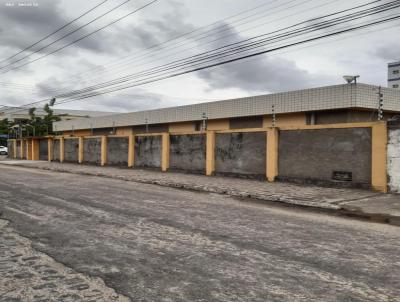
[0, 0, 399, 113]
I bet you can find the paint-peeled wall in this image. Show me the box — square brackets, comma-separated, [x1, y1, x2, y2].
[134, 136, 161, 168]
[387, 127, 400, 193]
[107, 137, 129, 166]
[215, 132, 266, 178]
[169, 134, 206, 173]
[83, 138, 101, 165]
[278, 128, 372, 187]
[53, 139, 60, 161]
[64, 138, 79, 162]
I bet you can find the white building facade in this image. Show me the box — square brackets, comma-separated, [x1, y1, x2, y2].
[388, 61, 400, 89]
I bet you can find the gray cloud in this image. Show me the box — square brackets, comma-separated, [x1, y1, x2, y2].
[109, 2, 196, 53]
[60, 90, 174, 112]
[196, 22, 334, 92]
[0, 0, 115, 59]
[0, 0, 397, 112]
[374, 42, 400, 62]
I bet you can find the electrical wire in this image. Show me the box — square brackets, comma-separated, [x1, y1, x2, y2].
[0, 0, 110, 65]
[2, 1, 399, 113]
[0, 0, 160, 73]
[49, 1, 400, 100]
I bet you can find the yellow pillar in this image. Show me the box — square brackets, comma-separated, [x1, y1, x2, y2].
[78, 137, 84, 164]
[19, 139, 23, 159]
[161, 133, 170, 172]
[128, 134, 135, 167]
[48, 138, 53, 162]
[60, 137, 65, 163]
[206, 131, 216, 176]
[13, 140, 17, 159]
[31, 139, 39, 160]
[26, 140, 32, 160]
[266, 128, 279, 182]
[371, 122, 388, 193]
[101, 136, 107, 166]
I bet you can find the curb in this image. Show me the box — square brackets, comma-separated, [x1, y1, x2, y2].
[339, 205, 400, 226]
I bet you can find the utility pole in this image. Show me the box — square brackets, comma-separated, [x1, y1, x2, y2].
[272, 104, 276, 127]
[201, 112, 207, 131]
[378, 86, 384, 121]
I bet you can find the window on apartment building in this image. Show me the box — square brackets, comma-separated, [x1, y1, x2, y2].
[393, 70, 400, 74]
[393, 84, 399, 88]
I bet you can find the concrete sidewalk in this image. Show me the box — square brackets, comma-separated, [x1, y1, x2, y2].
[1, 159, 399, 225]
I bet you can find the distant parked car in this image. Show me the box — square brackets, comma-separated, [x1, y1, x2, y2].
[0, 146, 8, 155]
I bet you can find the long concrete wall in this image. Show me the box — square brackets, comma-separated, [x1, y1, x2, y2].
[278, 128, 372, 187]
[169, 134, 206, 173]
[7, 121, 389, 193]
[107, 137, 129, 166]
[387, 125, 400, 193]
[215, 132, 266, 178]
[83, 138, 101, 165]
[134, 136, 162, 168]
[64, 138, 79, 163]
[39, 139, 48, 161]
[53, 139, 60, 161]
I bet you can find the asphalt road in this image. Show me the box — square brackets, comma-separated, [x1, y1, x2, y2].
[0, 165, 399, 302]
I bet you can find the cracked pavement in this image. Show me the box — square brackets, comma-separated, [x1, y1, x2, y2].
[0, 165, 399, 301]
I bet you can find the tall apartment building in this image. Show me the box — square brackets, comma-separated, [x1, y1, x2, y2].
[388, 61, 400, 89]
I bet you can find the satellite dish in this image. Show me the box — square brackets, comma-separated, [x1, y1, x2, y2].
[343, 75, 360, 84]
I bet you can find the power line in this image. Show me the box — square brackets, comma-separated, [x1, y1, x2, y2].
[3, 1, 399, 113]
[74, 0, 322, 87]
[0, 0, 324, 108]
[51, 1, 400, 99]
[39, 1, 396, 97]
[0, 0, 160, 74]
[55, 14, 400, 106]
[0, 0, 110, 65]
[74, 0, 386, 90]
[0, 0, 132, 71]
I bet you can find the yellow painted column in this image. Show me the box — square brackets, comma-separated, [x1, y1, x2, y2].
[26, 140, 32, 160]
[161, 133, 170, 172]
[31, 139, 39, 160]
[101, 136, 107, 166]
[60, 137, 65, 163]
[20, 139, 24, 159]
[128, 134, 135, 168]
[371, 122, 388, 193]
[78, 137, 84, 164]
[48, 138, 53, 162]
[13, 140, 17, 159]
[266, 128, 279, 182]
[206, 131, 216, 176]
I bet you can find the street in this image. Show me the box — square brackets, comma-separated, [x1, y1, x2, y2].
[0, 165, 399, 302]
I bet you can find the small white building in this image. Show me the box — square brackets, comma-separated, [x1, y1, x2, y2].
[388, 61, 400, 89]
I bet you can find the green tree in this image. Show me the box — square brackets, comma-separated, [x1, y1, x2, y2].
[0, 118, 11, 135]
[27, 103, 61, 136]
